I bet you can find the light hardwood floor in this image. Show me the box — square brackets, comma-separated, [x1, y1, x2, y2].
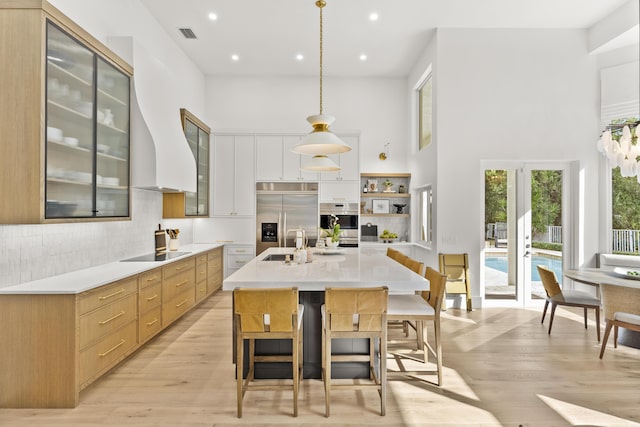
[1, 290, 639, 426]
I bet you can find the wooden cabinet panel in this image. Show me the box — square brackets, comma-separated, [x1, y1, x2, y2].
[138, 281, 161, 314]
[162, 270, 195, 302]
[138, 268, 162, 290]
[162, 257, 195, 280]
[79, 320, 137, 388]
[162, 288, 195, 327]
[78, 276, 137, 316]
[79, 292, 137, 350]
[138, 306, 162, 344]
[195, 281, 208, 303]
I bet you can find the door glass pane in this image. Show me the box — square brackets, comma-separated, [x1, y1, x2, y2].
[46, 23, 95, 218]
[484, 169, 517, 299]
[184, 119, 199, 216]
[197, 130, 209, 216]
[530, 170, 563, 299]
[96, 57, 130, 217]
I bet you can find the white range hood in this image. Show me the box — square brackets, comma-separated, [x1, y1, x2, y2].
[108, 36, 196, 193]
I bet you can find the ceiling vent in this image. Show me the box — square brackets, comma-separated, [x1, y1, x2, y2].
[178, 28, 197, 39]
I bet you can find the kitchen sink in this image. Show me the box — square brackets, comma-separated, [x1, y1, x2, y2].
[262, 253, 293, 261]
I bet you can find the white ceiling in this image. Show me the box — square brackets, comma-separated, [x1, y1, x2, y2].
[140, 0, 632, 77]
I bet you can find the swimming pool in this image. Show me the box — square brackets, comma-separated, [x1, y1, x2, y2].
[485, 255, 563, 284]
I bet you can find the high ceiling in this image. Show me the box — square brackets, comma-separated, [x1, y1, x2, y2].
[140, 0, 633, 77]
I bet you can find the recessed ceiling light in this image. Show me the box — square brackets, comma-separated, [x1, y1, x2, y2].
[231, 54, 239, 61]
[208, 12, 218, 21]
[369, 12, 379, 21]
[359, 54, 367, 61]
[296, 54, 304, 61]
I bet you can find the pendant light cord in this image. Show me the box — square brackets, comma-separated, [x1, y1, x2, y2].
[317, 0, 325, 115]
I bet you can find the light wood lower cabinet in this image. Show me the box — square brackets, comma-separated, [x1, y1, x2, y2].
[0, 247, 223, 408]
[79, 320, 138, 388]
[138, 268, 162, 344]
[207, 248, 223, 293]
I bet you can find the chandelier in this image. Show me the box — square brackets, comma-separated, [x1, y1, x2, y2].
[597, 121, 640, 179]
[293, 0, 351, 171]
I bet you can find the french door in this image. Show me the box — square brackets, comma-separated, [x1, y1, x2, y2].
[482, 162, 570, 307]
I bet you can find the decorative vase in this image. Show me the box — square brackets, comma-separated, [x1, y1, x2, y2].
[169, 238, 180, 251]
[325, 237, 339, 249]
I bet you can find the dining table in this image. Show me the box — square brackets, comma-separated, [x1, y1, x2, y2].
[223, 246, 429, 378]
[564, 267, 640, 348]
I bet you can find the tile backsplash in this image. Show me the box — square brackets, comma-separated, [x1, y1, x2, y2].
[0, 189, 193, 289]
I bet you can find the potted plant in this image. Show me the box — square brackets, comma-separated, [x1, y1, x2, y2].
[321, 214, 341, 248]
[383, 179, 393, 192]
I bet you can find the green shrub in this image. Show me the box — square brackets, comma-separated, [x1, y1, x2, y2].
[532, 242, 562, 251]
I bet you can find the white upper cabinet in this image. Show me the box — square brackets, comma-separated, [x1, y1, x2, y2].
[213, 135, 255, 216]
[256, 135, 319, 181]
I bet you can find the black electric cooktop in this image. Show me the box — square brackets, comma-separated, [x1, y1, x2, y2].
[120, 251, 191, 262]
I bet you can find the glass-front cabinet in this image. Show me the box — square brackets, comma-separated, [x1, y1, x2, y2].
[45, 22, 131, 219]
[182, 109, 210, 217]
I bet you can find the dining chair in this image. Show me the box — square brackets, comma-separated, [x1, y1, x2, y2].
[599, 283, 640, 358]
[537, 265, 601, 341]
[438, 253, 472, 311]
[387, 266, 448, 385]
[403, 258, 424, 276]
[386, 247, 400, 259]
[322, 286, 388, 417]
[233, 287, 303, 417]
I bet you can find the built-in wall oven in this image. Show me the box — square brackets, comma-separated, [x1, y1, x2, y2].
[320, 202, 359, 247]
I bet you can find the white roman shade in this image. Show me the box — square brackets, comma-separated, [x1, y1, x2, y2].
[600, 61, 640, 126]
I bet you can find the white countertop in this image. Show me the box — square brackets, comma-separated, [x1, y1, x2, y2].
[565, 268, 640, 290]
[223, 247, 429, 292]
[0, 244, 223, 295]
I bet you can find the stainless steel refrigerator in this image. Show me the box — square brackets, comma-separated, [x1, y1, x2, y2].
[256, 182, 319, 255]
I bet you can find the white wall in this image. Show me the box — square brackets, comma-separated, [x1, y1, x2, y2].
[407, 32, 439, 267]
[409, 28, 601, 306]
[195, 75, 409, 243]
[0, 0, 204, 288]
[204, 75, 408, 173]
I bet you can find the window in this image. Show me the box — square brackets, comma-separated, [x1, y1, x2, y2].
[419, 185, 433, 246]
[610, 118, 640, 255]
[418, 74, 432, 150]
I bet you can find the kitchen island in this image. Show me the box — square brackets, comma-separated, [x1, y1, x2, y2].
[224, 247, 429, 378]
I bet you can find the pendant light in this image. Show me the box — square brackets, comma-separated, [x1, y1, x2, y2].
[293, 0, 351, 171]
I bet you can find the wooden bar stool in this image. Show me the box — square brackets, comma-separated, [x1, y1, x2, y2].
[387, 267, 447, 385]
[233, 287, 303, 418]
[322, 286, 388, 417]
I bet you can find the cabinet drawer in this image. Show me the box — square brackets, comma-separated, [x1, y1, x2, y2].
[162, 257, 195, 280]
[138, 281, 161, 314]
[139, 268, 162, 290]
[226, 254, 253, 270]
[79, 320, 137, 388]
[208, 257, 222, 276]
[207, 274, 222, 294]
[226, 246, 253, 256]
[196, 254, 208, 265]
[195, 280, 208, 303]
[163, 288, 195, 327]
[78, 277, 137, 316]
[79, 292, 138, 350]
[162, 269, 195, 302]
[208, 248, 222, 262]
[139, 306, 162, 344]
[196, 262, 207, 283]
